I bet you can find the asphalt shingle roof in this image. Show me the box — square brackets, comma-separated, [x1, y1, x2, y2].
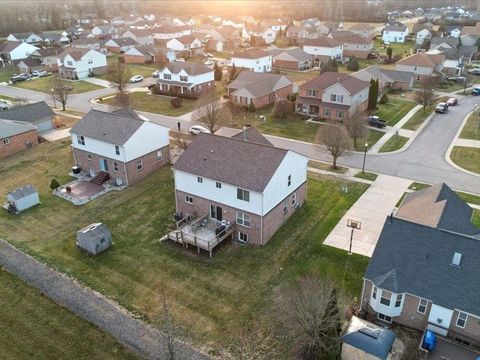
[303, 36, 343, 47]
[0, 119, 37, 138]
[230, 127, 273, 146]
[300, 72, 369, 94]
[0, 101, 54, 124]
[164, 62, 212, 76]
[227, 71, 292, 98]
[232, 48, 270, 59]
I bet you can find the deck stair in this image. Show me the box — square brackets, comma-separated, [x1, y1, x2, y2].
[90, 171, 109, 185]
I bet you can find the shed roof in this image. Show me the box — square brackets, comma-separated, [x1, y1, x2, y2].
[0, 101, 54, 124]
[77, 223, 111, 240]
[7, 185, 37, 200]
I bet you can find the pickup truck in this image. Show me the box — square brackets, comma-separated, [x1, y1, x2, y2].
[368, 115, 388, 128]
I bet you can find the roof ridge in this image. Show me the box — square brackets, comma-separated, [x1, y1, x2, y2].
[201, 131, 285, 151]
[89, 108, 145, 123]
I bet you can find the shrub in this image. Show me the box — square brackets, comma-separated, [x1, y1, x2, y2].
[347, 57, 360, 71]
[171, 97, 183, 108]
[379, 93, 389, 104]
[150, 85, 161, 95]
[50, 178, 60, 190]
[272, 98, 293, 118]
[248, 102, 256, 112]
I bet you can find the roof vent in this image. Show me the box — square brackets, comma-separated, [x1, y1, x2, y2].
[358, 327, 380, 339]
[451, 252, 462, 267]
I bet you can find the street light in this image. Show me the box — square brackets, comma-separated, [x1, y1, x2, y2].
[51, 88, 56, 109]
[362, 142, 368, 174]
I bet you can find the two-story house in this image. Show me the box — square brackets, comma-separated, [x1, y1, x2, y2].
[269, 48, 315, 70]
[70, 108, 170, 187]
[230, 49, 272, 73]
[361, 183, 480, 350]
[242, 25, 277, 44]
[104, 37, 138, 53]
[348, 23, 376, 40]
[296, 72, 369, 120]
[166, 35, 203, 56]
[6, 32, 43, 45]
[0, 41, 38, 66]
[395, 52, 445, 82]
[330, 31, 373, 59]
[382, 24, 409, 43]
[57, 48, 107, 80]
[302, 37, 343, 61]
[156, 62, 215, 97]
[121, 28, 154, 45]
[416, 29, 432, 46]
[171, 129, 308, 251]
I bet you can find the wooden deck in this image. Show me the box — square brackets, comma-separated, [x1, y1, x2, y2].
[424, 336, 480, 360]
[167, 214, 235, 257]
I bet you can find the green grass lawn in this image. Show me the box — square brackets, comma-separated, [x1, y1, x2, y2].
[0, 268, 136, 360]
[408, 182, 430, 191]
[0, 68, 15, 82]
[374, 97, 417, 127]
[98, 66, 155, 81]
[354, 171, 378, 181]
[450, 146, 480, 174]
[308, 160, 348, 174]
[437, 81, 466, 93]
[356, 129, 385, 151]
[379, 134, 409, 152]
[473, 210, 480, 227]
[402, 107, 432, 131]
[460, 113, 480, 140]
[273, 68, 319, 84]
[374, 38, 415, 58]
[103, 91, 198, 116]
[14, 76, 103, 94]
[0, 141, 369, 353]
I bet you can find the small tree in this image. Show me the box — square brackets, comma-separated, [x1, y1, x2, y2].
[229, 63, 237, 82]
[321, 58, 338, 74]
[50, 178, 60, 190]
[386, 46, 393, 60]
[367, 78, 377, 111]
[379, 93, 389, 104]
[345, 109, 368, 148]
[157, 285, 177, 360]
[50, 75, 72, 111]
[214, 61, 222, 81]
[105, 59, 132, 94]
[315, 124, 351, 169]
[247, 101, 256, 112]
[414, 77, 437, 112]
[170, 97, 183, 108]
[192, 90, 231, 133]
[347, 56, 359, 71]
[272, 98, 293, 118]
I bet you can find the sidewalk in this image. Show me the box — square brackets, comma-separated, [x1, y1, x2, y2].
[323, 174, 411, 257]
[454, 138, 480, 148]
[369, 104, 422, 154]
[83, 77, 112, 88]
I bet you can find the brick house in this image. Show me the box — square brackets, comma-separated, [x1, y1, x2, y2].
[395, 52, 445, 82]
[172, 129, 308, 247]
[0, 120, 38, 159]
[330, 31, 374, 59]
[296, 72, 369, 120]
[227, 71, 293, 108]
[351, 65, 414, 91]
[269, 47, 315, 70]
[361, 183, 480, 350]
[0, 101, 55, 132]
[155, 62, 215, 97]
[70, 108, 170, 187]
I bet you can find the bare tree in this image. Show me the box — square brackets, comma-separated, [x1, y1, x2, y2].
[344, 109, 368, 148]
[274, 277, 342, 360]
[157, 285, 178, 360]
[172, 131, 191, 150]
[105, 59, 132, 94]
[192, 90, 231, 133]
[50, 75, 72, 111]
[414, 77, 437, 112]
[315, 124, 351, 169]
[112, 92, 135, 109]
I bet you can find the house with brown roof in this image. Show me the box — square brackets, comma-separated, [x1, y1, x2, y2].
[230, 49, 272, 72]
[352, 65, 414, 91]
[121, 28, 154, 45]
[166, 35, 203, 56]
[170, 129, 308, 254]
[0, 41, 38, 66]
[286, 25, 322, 45]
[395, 52, 444, 82]
[269, 47, 315, 70]
[330, 31, 374, 59]
[227, 71, 293, 108]
[348, 23, 376, 40]
[242, 24, 277, 44]
[155, 62, 214, 97]
[30, 47, 63, 71]
[122, 45, 176, 64]
[71, 37, 107, 53]
[153, 25, 193, 40]
[296, 72, 369, 120]
[70, 108, 170, 187]
[57, 48, 107, 80]
[302, 36, 343, 61]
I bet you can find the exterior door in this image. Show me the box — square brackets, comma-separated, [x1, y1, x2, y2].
[99, 158, 109, 172]
[210, 204, 222, 221]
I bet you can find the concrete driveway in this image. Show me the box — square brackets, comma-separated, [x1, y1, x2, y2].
[40, 128, 72, 141]
[323, 174, 411, 257]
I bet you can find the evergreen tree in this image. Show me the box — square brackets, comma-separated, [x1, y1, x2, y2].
[230, 63, 237, 82]
[213, 62, 222, 81]
[379, 93, 389, 104]
[367, 79, 375, 111]
[386, 46, 393, 60]
[347, 56, 359, 71]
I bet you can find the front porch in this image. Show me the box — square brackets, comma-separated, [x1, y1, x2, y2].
[167, 213, 235, 257]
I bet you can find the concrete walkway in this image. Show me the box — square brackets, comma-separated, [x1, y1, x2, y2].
[369, 104, 422, 154]
[40, 128, 71, 141]
[454, 138, 480, 148]
[323, 174, 411, 257]
[0, 238, 209, 360]
[83, 77, 112, 88]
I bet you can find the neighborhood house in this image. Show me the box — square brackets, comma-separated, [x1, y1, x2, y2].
[156, 62, 215, 97]
[230, 49, 273, 73]
[57, 48, 107, 80]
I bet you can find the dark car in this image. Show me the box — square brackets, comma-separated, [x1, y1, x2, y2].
[10, 73, 31, 83]
[472, 88, 480, 96]
[368, 115, 388, 128]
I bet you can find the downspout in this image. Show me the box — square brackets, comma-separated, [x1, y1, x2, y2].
[359, 278, 366, 313]
[260, 192, 264, 245]
[123, 145, 129, 186]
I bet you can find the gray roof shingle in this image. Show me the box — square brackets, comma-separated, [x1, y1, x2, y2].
[0, 101, 54, 124]
[0, 119, 37, 138]
[230, 127, 273, 146]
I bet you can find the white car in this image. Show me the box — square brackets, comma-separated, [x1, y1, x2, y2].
[204, 60, 214, 66]
[129, 75, 144, 83]
[152, 70, 160, 78]
[189, 125, 210, 135]
[31, 70, 47, 77]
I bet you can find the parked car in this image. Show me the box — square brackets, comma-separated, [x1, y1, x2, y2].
[446, 98, 458, 106]
[446, 76, 466, 82]
[471, 88, 480, 96]
[152, 70, 160, 78]
[204, 60, 214, 66]
[435, 102, 448, 113]
[189, 125, 210, 135]
[468, 68, 480, 75]
[31, 70, 48, 77]
[368, 115, 387, 128]
[10, 73, 31, 83]
[129, 75, 144, 83]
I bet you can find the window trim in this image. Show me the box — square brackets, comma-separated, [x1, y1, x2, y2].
[417, 298, 428, 314]
[287, 174, 292, 187]
[77, 135, 85, 145]
[380, 290, 391, 306]
[238, 231, 248, 243]
[291, 192, 297, 207]
[136, 160, 143, 171]
[2, 138, 10, 145]
[87, 154, 92, 161]
[456, 312, 468, 329]
[236, 212, 251, 228]
[395, 294, 402, 308]
[372, 286, 377, 300]
[216, 181, 222, 189]
[185, 195, 193, 204]
[115, 145, 120, 155]
[156, 150, 163, 161]
[113, 161, 119, 172]
[378, 313, 392, 323]
[237, 188, 250, 202]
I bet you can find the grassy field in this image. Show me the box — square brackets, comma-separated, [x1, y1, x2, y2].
[0, 268, 136, 360]
[103, 91, 198, 117]
[450, 146, 480, 174]
[402, 107, 431, 131]
[437, 81, 466, 93]
[473, 210, 480, 227]
[273, 68, 319, 84]
[14, 76, 103, 94]
[0, 140, 369, 354]
[374, 38, 416, 58]
[308, 160, 348, 174]
[379, 134, 409, 152]
[460, 113, 480, 140]
[354, 171, 378, 181]
[356, 129, 385, 151]
[374, 97, 417, 127]
[98, 66, 155, 80]
[0, 68, 15, 83]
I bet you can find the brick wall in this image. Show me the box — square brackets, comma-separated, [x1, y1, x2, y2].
[0, 130, 38, 159]
[343, 49, 369, 59]
[122, 54, 146, 64]
[232, 84, 293, 108]
[125, 146, 169, 185]
[273, 59, 299, 70]
[394, 294, 430, 330]
[448, 311, 480, 348]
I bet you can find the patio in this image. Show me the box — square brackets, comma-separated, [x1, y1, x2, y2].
[424, 336, 480, 360]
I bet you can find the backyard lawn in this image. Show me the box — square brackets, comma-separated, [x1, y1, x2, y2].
[0, 68, 15, 83]
[374, 97, 417, 127]
[0, 140, 369, 354]
[450, 146, 480, 175]
[460, 113, 480, 140]
[0, 268, 136, 360]
[374, 38, 416, 58]
[14, 76, 103, 94]
[273, 68, 320, 84]
[379, 134, 409, 152]
[98, 65, 155, 80]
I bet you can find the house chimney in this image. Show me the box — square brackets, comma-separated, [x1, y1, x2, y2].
[243, 126, 247, 141]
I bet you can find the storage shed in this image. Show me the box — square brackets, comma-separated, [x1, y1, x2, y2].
[76, 223, 112, 255]
[4, 185, 40, 213]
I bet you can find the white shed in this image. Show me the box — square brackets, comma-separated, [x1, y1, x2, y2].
[4, 185, 40, 213]
[76, 223, 112, 255]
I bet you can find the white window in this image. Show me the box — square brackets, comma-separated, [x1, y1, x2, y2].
[238, 231, 248, 243]
[136, 160, 143, 171]
[456, 312, 468, 328]
[77, 135, 85, 145]
[216, 182, 222, 189]
[185, 195, 193, 204]
[163, 74, 171, 80]
[67, 60, 73, 66]
[113, 162, 119, 172]
[156, 151, 162, 161]
[395, 294, 402, 308]
[180, 75, 188, 82]
[338, 111, 344, 119]
[88, 58, 93, 64]
[372, 286, 377, 300]
[378, 313, 392, 323]
[307, 89, 318, 97]
[291, 193, 297, 207]
[236, 212, 250, 227]
[417, 299, 428, 314]
[87, 154, 92, 160]
[115, 145, 120, 155]
[237, 188, 250, 202]
[2, 138, 10, 144]
[283, 200, 288, 215]
[197, 176, 203, 183]
[380, 290, 391, 306]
